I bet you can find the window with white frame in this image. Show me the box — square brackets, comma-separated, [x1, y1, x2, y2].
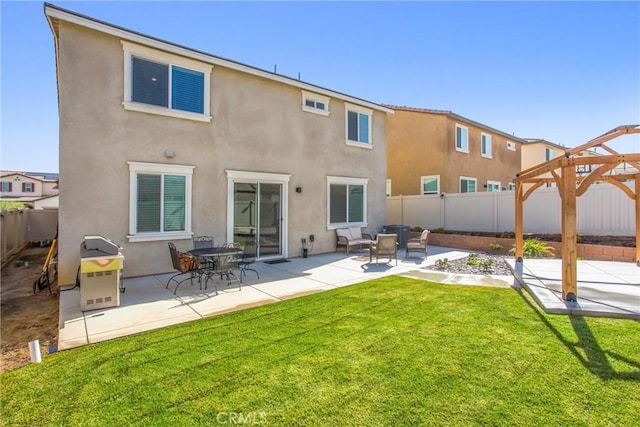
[506, 141, 516, 151]
[127, 161, 194, 242]
[486, 181, 501, 192]
[508, 182, 516, 191]
[22, 182, 34, 193]
[301, 90, 330, 116]
[459, 176, 477, 193]
[481, 133, 492, 158]
[122, 42, 212, 122]
[455, 124, 469, 152]
[1, 181, 12, 192]
[386, 179, 391, 197]
[345, 103, 372, 147]
[545, 147, 554, 161]
[327, 176, 368, 227]
[420, 175, 440, 195]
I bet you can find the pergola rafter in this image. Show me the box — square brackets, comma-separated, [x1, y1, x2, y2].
[514, 124, 640, 301]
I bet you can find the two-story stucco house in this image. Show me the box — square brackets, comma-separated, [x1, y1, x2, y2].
[45, 4, 392, 286]
[0, 171, 59, 208]
[384, 106, 524, 196]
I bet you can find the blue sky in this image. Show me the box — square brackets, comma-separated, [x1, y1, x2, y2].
[2, 1, 639, 173]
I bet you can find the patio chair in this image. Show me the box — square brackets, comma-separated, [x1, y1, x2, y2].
[214, 244, 242, 290]
[369, 233, 399, 265]
[238, 237, 259, 281]
[406, 229, 429, 259]
[166, 242, 208, 295]
[193, 235, 215, 270]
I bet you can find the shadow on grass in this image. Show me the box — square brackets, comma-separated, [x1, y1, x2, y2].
[515, 288, 640, 381]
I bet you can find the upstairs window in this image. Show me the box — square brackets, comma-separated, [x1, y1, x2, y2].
[460, 176, 477, 193]
[123, 42, 212, 122]
[481, 133, 492, 158]
[301, 90, 330, 116]
[22, 182, 34, 193]
[455, 124, 469, 152]
[421, 175, 440, 195]
[345, 103, 372, 148]
[1, 181, 11, 192]
[545, 147, 554, 161]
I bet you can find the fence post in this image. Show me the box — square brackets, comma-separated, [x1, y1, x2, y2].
[493, 191, 498, 232]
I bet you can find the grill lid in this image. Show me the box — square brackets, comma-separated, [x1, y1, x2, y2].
[81, 235, 122, 258]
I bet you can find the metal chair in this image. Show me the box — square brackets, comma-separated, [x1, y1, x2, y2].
[238, 237, 259, 281]
[369, 234, 399, 265]
[167, 242, 208, 295]
[406, 229, 429, 259]
[193, 236, 215, 270]
[214, 244, 241, 290]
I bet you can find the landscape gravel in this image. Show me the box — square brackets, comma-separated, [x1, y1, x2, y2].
[426, 253, 514, 276]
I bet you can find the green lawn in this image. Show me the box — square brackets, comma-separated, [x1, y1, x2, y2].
[2, 277, 638, 426]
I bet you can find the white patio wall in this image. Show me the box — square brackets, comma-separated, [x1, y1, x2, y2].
[386, 182, 635, 235]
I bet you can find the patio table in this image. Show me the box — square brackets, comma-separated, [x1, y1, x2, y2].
[189, 246, 243, 288]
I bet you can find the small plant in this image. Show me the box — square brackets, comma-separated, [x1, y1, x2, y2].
[411, 226, 424, 232]
[468, 253, 479, 259]
[479, 259, 494, 271]
[466, 258, 479, 267]
[435, 258, 449, 268]
[433, 228, 445, 234]
[509, 238, 555, 258]
[489, 243, 504, 252]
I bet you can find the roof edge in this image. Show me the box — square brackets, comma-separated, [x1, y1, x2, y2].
[384, 104, 526, 142]
[44, 3, 393, 114]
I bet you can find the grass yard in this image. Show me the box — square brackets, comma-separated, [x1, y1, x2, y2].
[2, 277, 638, 426]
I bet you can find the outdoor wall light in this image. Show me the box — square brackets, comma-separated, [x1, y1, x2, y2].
[164, 150, 175, 158]
[440, 193, 445, 199]
[296, 186, 302, 193]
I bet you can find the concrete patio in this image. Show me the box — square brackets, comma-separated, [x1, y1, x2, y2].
[508, 258, 640, 319]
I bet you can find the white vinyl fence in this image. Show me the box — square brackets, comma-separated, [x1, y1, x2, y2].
[387, 182, 635, 236]
[1, 209, 58, 265]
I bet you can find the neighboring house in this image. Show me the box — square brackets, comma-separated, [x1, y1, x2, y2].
[0, 171, 59, 208]
[384, 106, 524, 196]
[522, 139, 635, 187]
[45, 4, 392, 285]
[520, 139, 567, 188]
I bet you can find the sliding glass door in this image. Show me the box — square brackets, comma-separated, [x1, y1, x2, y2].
[233, 182, 282, 259]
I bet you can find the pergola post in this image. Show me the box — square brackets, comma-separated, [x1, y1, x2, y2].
[515, 181, 524, 261]
[561, 161, 577, 301]
[636, 175, 640, 265]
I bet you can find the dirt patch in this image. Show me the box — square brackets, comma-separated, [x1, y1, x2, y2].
[1, 245, 59, 373]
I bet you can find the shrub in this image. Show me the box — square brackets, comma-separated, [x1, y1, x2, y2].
[0, 201, 27, 211]
[489, 243, 504, 252]
[509, 238, 555, 258]
[411, 226, 424, 232]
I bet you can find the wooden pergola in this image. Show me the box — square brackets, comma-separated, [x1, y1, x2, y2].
[514, 124, 640, 302]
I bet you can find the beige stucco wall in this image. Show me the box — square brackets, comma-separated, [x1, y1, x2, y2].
[386, 110, 447, 196]
[55, 21, 388, 284]
[386, 110, 522, 195]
